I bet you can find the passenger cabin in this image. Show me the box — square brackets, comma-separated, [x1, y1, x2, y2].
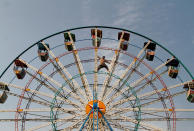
[187, 89, 194, 103]
[13, 59, 28, 79]
[0, 91, 8, 104]
[144, 42, 156, 61]
[37, 43, 49, 62]
[166, 58, 179, 79]
[0, 82, 9, 104]
[91, 29, 102, 47]
[183, 81, 194, 90]
[118, 32, 130, 51]
[0, 82, 10, 91]
[64, 33, 76, 51]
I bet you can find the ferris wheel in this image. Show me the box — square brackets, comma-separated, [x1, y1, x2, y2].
[0, 26, 194, 131]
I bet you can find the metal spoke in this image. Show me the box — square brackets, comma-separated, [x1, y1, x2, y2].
[105, 58, 174, 106]
[41, 41, 88, 103]
[99, 31, 125, 101]
[107, 114, 163, 131]
[94, 28, 99, 100]
[67, 32, 92, 100]
[2, 82, 82, 109]
[25, 112, 85, 131]
[108, 70, 167, 109]
[17, 59, 84, 109]
[103, 41, 150, 101]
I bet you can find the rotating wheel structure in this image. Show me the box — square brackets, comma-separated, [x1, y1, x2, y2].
[0, 26, 194, 131]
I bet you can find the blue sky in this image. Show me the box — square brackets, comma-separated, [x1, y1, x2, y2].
[0, 0, 193, 75]
[0, 0, 194, 130]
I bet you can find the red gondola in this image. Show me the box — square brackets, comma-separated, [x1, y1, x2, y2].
[13, 59, 27, 79]
[118, 32, 130, 51]
[91, 29, 102, 47]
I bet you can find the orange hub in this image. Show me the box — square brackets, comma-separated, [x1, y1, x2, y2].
[85, 100, 106, 118]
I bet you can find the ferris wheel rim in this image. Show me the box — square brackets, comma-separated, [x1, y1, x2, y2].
[0, 26, 193, 80]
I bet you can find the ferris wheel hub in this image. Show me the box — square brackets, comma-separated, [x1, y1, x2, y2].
[85, 100, 106, 118]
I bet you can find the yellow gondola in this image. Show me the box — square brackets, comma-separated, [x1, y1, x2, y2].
[64, 33, 76, 51]
[144, 42, 156, 61]
[166, 58, 179, 79]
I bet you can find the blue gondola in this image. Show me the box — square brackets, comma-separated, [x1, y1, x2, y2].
[37, 43, 49, 62]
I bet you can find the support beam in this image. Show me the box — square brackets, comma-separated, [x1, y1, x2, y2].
[1, 118, 194, 122]
[18, 59, 84, 108]
[0, 108, 78, 112]
[94, 28, 98, 100]
[108, 70, 168, 109]
[103, 41, 150, 101]
[42, 41, 88, 103]
[68, 32, 92, 100]
[141, 91, 186, 107]
[107, 107, 194, 114]
[105, 58, 174, 106]
[5, 90, 50, 107]
[107, 114, 163, 131]
[25, 112, 85, 131]
[2, 82, 82, 110]
[99, 32, 125, 101]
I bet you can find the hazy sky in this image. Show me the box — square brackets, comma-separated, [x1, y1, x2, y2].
[0, 0, 193, 130]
